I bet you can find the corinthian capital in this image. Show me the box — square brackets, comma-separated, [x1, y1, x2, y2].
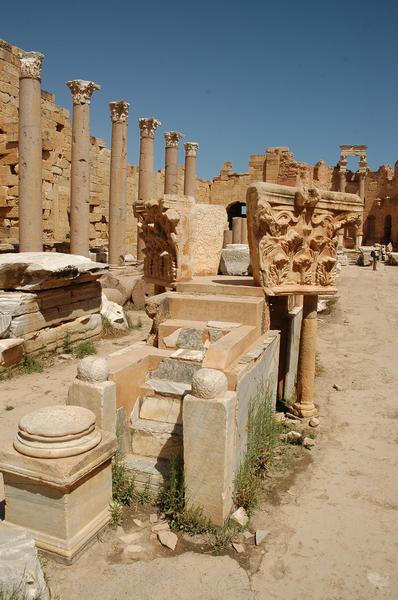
[109, 100, 130, 123]
[184, 142, 199, 157]
[66, 80, 101, 105]
[19, 52, 44, 80]
[164, 131, 184, 148]
[139, 117, 161, 138]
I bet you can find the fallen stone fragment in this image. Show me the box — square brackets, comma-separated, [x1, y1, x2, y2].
[149, 513, 158, 524]
[309, 417, 320, 427]
[132, 518, 145, 528]
[232, 543, 245, 553]
[303, 437, 315, 448]
[157, 530, 178, 550]
[275, 413, 286, 424]
[286, 412, 302, 421]
[255, 530, 269, 545]
[124, 544, 145, 557]
[242, 530, 253, 540]
[59, 353, 73, 360]
[230, 507, 249, 527]
[333, 383, 343, 391]
[151, 521, 170, 533]
[286, 430, 302, 443]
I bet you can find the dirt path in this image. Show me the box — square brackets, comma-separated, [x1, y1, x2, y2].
[3, 265, 398, 599]
[251, 263, 398, 599]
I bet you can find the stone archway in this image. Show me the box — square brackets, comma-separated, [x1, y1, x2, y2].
[338, 145, 368, 248]
[383, 214, 392, 244]
[225, 201, 247, 244]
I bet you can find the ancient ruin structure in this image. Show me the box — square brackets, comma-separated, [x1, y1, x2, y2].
[183, 142, 199, 197]
[67, 79, 101, 257]
[164, 131, 184, 195]
[108, 100, 129, 268]
[18, 51, 44, 252]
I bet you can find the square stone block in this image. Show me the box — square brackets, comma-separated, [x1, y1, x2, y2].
[0, 432, 116, 563]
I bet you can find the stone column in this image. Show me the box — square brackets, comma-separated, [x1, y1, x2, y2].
[108, 101, 129, 269]
[291, 294, 318, 417]
[184, 142, 199, 197]
[137, 117, 161, 259]
[232, 217, 242, 244]
[164, 131, 184, 194]
[241, 218, 248, 244]
[338, 169, 346, 193]
[358, 172, 365, 200]
[66, 80, 100, 257]
[18, 52, 44, 252]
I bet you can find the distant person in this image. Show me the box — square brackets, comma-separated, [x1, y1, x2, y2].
[370, 247, 377, 270]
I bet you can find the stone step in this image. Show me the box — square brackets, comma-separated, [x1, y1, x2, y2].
[130, 417, 183, 460]
[149, 357, 201, 383]
[124, 453, 170, 493]
[139, 395, 183, 425]
[144, 377, 191, 398]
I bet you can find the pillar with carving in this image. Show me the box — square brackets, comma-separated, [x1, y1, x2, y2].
[137, 117, 161, 259]
[108, 101, 129, 268]
[164, 131, 184, 194]
[184, 142, 199, 197]
[291, 294, 318, 417]
[19, 52, 44, 252]
[66, 79, 100, 257]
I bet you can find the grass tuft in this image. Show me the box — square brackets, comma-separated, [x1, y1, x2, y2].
[21, 355, 43, 374]
[73, 341, 96, 359]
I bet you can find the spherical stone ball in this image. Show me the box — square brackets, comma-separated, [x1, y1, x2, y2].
[191, 368, 228, 399]
[77, 356, 109, 382]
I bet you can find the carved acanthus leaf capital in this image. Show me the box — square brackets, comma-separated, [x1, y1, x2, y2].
[109, 100, 130, 123]
[164, 131, 184, 148]
[19, 52, 44, 80]
[184, 142, 199, 157]
[66, 80, 101, 105]
[139, 118, 161, 138]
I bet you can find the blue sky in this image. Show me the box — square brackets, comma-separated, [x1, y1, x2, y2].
[1, 0, 397, 179]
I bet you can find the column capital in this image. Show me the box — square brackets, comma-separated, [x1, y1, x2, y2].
[66, 80, 101, 105]
[109, 100, 130, 123]
[184, 142, 199, 157]
[164, 131, 184, 148]
[139, 117, 161, 138]
[19, 52, 44, 80]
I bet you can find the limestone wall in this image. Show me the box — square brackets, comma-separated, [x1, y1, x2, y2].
[0, 40, 210, 255]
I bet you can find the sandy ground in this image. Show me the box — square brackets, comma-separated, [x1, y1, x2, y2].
[2, 264, 398, 599]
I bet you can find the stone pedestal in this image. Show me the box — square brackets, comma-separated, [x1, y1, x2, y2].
[18, 52, 44, 252]
[0, 405, 116, 562]
[67, 80, 101, 257]
[183, 142, 199, 197]
[164, 131, 183, 194]
[108, 101, 129, 269]
[137, 118, 161, 259]
[290, 295, 318, 417]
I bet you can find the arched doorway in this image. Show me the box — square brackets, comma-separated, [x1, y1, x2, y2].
[225, 201, 247, 244]
[366, 215, 376, 243]
[383, 215, 392, 244]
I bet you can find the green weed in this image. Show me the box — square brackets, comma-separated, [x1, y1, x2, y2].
[21, 355, 43, 374]
[73, 341, 96, 359]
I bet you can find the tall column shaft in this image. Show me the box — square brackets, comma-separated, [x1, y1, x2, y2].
[67, 80, 100, 257]
[137, 118, 161, 260]
[108, 101, 129, 269]
[232, 217, 242, 244]
[184, 142, 199, 197]
[358, 173, 365, 200]
[18, 52, 44, 252]
[291, 294, 318, 417]
[164, 131, 183, 195]
[339, 171, 346, 193]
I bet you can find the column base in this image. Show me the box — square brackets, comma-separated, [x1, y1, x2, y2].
[289, 402, 318, 418]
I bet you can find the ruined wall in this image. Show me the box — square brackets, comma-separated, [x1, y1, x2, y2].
[0, 40, 210, 255]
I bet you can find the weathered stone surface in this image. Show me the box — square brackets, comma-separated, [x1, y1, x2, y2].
[157, 530, 177, 550]
[15, 405, 101, 458]
[230, 507, 249, 527]
[149, 358, 201, 383]
[101, 294, 128, 329]
[0, 522, 49, 600]
[255, 530, 269, 545]
[0, 252, 106, 290]
[77, 356, 109, 382]
[162, 327, 182, 348]
[102, 287, 124, 305]
[232, 542, 245, 553]
[0, 337, 24, 367]
[191, 368, 228, 399]
[176, 327, 204, 350]
[67, 378, 116, 433]
[219, 244, 250, 276]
